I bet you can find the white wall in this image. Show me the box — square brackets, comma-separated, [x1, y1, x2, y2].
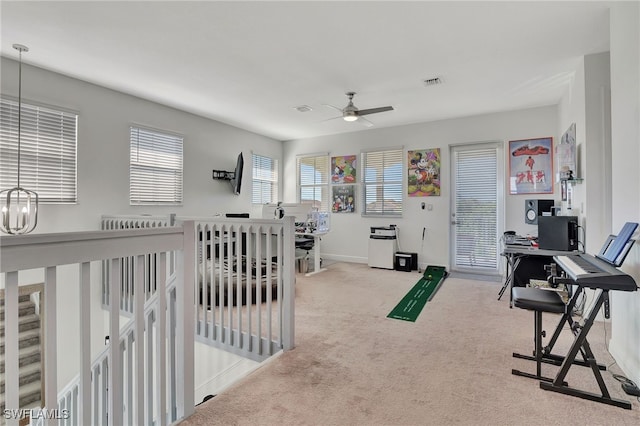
[1, 58, 282, 233]
[557, 51, 613, 322]
[557, 56, 586, 224]
[283, 106, 558, 269]
[608, 2, 640, 385]
[583, 52, 612, 253]
[1, 58, 283, 388]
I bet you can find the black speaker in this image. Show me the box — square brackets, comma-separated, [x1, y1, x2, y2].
[524, 199, 555, 225]
[538, 216, 578, 251]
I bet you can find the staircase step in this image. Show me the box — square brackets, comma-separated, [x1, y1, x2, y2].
[0, 300, 36, 321]
[0, 313, 40, 338]
[0, 360, 41, 393]
[0, 295, 42, 415]
[0, 380, 42, 412]
[0, 294, 32, 305]
[0, 344, 41, 374]
[0, 328, 40, 355]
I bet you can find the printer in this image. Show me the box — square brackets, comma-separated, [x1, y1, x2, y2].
[370, 226, 397, 237]
[368, 226, 398, 269]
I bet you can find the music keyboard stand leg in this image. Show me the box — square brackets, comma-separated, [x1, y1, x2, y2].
[499, 254, 522, 304]
[539, 289, 632, 409]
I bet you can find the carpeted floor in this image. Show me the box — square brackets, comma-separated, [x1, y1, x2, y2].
[181, 262, 640, 425]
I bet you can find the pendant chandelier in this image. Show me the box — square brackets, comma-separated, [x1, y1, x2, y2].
[0, 44, 38, 235]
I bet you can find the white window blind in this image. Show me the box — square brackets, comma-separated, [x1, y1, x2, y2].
[297, 154, 329, 211]
[252, 153, 278, 204]
[0, 98, 77, 203]
[454, 148, 498, 268]
[130, 126, 183, 205]
[362, 149, 403, 216]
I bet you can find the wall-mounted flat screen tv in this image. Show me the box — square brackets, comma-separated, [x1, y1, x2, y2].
[231, 152, 244, 195]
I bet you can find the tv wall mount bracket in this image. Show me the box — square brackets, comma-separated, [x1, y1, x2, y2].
[212, 170, 235, 181]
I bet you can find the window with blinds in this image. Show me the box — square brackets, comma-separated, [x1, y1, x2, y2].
[297, 154, 328, 211]
[362, 149, 403, 216]
[0, 98, 77, 203]
[130, 126, 183, 205]
[252, 153, 278, 204]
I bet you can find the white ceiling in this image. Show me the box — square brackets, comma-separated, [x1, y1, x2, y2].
[0, 1, 611, 141]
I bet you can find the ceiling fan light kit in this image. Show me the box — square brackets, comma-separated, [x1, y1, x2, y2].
[324, 92, 394, 127]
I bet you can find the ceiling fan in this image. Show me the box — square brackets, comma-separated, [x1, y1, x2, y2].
[324, 92, 394, 127]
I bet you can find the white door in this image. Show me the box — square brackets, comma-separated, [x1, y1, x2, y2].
[450, 143, 504, 275]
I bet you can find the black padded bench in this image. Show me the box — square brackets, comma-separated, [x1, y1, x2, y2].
[511, 286, 566, 383]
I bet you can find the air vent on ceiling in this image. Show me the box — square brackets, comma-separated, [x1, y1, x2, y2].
[294, 105, 313, 112]
[423, 77, 443, 87]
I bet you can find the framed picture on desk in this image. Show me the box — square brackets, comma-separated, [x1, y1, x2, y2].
[508, 137, 554, 195]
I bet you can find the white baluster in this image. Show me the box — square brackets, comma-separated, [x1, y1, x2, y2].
[109, 259, 123, 426]
[4, 272, 19, 426]
[79, 262, 91, 426]
[44, 266, 58, 426]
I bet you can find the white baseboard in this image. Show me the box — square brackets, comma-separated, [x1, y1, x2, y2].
[193, 344, 283, 403]
[321, 254, 368, 264]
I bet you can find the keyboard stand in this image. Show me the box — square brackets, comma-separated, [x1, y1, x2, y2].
[539, 288, 632, 409]
[512, 286, 607, 371]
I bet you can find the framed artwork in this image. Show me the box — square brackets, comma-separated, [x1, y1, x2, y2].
[556, 123, 577, 182]
[407, 148, 441, 196]
[331, 155, 357, 184]
[509, 137, 553, 194]
[332, 185, 355, 213]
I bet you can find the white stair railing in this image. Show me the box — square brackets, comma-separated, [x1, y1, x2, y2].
[100, 214, 296, 362]
[1, 224, 195, 426]
[50, 274, 179, 426]
[100, 214, 175, 314]
[193, 216, 296, 361]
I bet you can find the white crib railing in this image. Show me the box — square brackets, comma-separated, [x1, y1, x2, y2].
[1, 224, 195, 426]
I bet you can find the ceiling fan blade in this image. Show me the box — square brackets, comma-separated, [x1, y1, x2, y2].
[356, 116, 374, 127]
[357, 106, 394, 116]
[323, 104, 344, 113]
[321, 116, 344, 123]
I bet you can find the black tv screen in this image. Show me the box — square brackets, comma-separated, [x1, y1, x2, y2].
[231, 152, 244, 195]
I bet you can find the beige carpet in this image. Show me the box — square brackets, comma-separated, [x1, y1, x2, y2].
[181, 262, 640, 425]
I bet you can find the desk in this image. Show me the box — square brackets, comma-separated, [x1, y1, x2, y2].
[296, 232, 327, 276]
[499, 245, 577, 305]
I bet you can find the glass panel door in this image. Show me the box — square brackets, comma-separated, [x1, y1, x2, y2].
[450, 143, 504, 275]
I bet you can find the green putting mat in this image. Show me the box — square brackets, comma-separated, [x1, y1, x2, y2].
[387, 266, 447, 322]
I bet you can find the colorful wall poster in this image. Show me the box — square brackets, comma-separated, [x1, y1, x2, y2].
[332, 185, 355, 213]
[408, 148, 441, 196]
[331, 155, 357, 184]
[509, 137, 554, 194]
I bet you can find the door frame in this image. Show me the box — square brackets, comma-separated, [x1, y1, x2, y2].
[449, 141, 505, 276]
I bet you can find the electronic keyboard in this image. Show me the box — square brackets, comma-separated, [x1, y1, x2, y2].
[554, 253, 637, 292]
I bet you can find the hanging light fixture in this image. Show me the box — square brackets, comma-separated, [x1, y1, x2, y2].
[0, 44, 38, 235]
